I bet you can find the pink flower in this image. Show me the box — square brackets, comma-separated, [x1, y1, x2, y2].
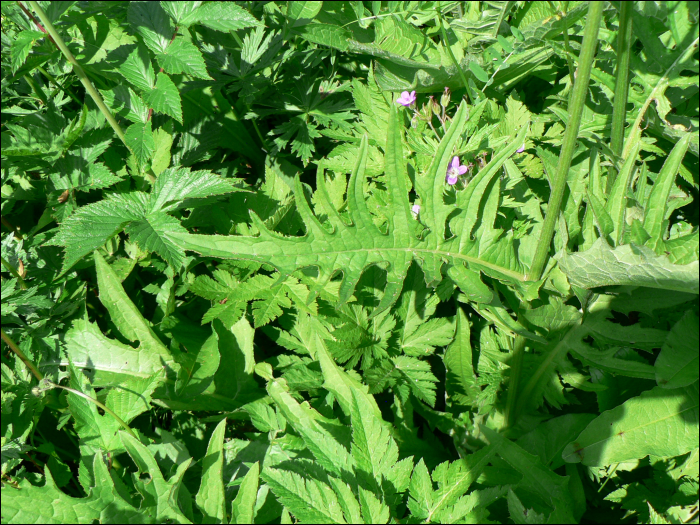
[397, 91, 416, 106]
[446, 156, 468, 185]
[516, 144, 525, 153]
[412, 204, 420, 215]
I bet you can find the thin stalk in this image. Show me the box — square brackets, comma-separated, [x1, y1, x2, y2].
[528, 0, 603, 282]
[505, 1, 603, 428]
[46, 383, 137, 439]
[26, 3, 129, 153]
[1, 329, 43, 381]
[1, 255, 27, 289]
[608, 2, 633, 191]
[436, 6, 471, 103]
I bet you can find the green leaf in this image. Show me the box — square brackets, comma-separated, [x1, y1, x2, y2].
[156, 37, 212, 79]
[124, 121, 156, 166]
[126, 211, 189, 268]
[120, 431, 193, 523]
[562, 383, 700, 466]
[469, 61, 489, 82]
[559, 238, 699, 293]
[65, 360, 122, 455]
[287, 1, 323, 27]
[261, 468, 346, 524]
[118, 43, 156, 92]
[94, 251, 174, 359]
[481, 426, 575, 523]
[145, 72, 183, 124]
[196, 419, 227, 523]
[48, 192, 147, 273]
[1, 455, 141, 524]
[444, 306, 479, 403]
[655, 311, 699, 389]
[168, 102, 528, 317]
[179, 2, 261, 32]
[231, 461, 260, 524]
[643, 134, 692, 250]
[10, 30, 45, 74]
[127, 1, 172, 54]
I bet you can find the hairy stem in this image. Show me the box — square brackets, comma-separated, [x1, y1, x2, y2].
[608, 2, 634, 191]
[505, 1, 603, 428]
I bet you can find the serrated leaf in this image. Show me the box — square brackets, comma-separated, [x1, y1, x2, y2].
[156, 37, 211, 79]
[11, 30, 45, 74]
[180, 2, 261, 32]
[168, 102, 528, 317]
[48, 192, 147, 272]
[127, 1, 172, 54]
[126, 211, 188, 268]
[118, 43, 156, 92]
[125, 121, 156, 166]
[261, 468, 346, 524]
[145, 72, 183, 123]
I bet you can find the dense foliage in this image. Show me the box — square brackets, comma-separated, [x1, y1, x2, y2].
[1, 1, 698, 523]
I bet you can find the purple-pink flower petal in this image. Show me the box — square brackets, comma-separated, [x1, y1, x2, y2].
[412, 204, 420, 214]
[457, 165, 469, 175]
[516, 144, 525, 153]
[397, 90, 416, 106]
[451, 156, 460, 169]
[447, 174, 458, 185]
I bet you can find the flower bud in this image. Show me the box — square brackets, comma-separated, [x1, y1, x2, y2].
[430, 96, 441, 117]
[420, 103, 432, 121]
[440, 87, 451, 108]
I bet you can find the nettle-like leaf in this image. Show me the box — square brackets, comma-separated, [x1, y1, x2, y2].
[169, 101, 530, 318]
[50, 166, 242, 271]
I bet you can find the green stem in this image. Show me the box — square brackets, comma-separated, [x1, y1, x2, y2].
[1, 255, 27, 289]
[528, 1, 603, 282]
[26, 3, 129, 154]
[436, 6, 471, 103]
[1, 329, 43, 380]
[505, 1, 603, 429]
[608, 2, 633, 191]
[47, 383, 137, 439]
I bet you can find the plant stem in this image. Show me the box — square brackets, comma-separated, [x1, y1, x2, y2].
[608, 2, 633, 191]
[26, 3, 129, 154]
[528, 1, 603, 282]
[504, 1, 603, 429]
[1, 329, 43, 381]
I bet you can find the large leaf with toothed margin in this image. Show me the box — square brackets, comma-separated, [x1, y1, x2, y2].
[168, 102, 530, 316]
